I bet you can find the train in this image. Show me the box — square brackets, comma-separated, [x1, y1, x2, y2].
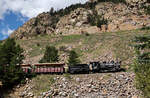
[21, 61, 121, 74]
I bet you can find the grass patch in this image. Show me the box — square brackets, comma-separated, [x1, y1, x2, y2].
[63, 73, 72, 80]
[31, 75, 55, 96]
[103, 74, 112, 79]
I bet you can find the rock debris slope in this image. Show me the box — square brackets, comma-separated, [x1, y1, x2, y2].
[16, 72, 141, 98]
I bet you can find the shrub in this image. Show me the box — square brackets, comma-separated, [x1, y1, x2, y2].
[85, 32, 90, 36]
[97, 17, 108, 28]
[141, 26, 150, 30]
[133, 35, 150, 98]
[33, 18, 38, 27]
[68, 50, 80, 66]
[144, 6, 150, 15]
[87, 13, 96, 26]
[50, 16, 59, 29]
[88, 10, 108, 28]
[39, 46, 59, 63]
[59, 46, 67, 52]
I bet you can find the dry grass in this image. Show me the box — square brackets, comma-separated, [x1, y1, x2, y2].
[31, 75, 55, 96]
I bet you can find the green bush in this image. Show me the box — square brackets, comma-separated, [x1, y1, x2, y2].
[68, 50, 80, 66]
[51, 16, 59, 29]
[59, 46, 67, 52]
[144, 6, 150, 15]
[0, 38, 25, 88]
[97, 17, 108, 28]
[88, 13, 96, 26]
[88, 10, 108, 28]
[141, 26, 150, 30]
[133, 35, 150, 98]
[39, 46, 59, 63]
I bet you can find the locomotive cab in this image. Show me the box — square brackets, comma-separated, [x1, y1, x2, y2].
[89, 62, 100, 72]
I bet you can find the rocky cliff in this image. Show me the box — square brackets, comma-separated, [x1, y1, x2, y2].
[11, 0, 150, 39]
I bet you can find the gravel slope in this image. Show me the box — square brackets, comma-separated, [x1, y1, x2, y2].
[10, 72, 142, 98]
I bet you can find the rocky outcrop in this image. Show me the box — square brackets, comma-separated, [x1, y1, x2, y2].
[55, 8, 92, 35]
[95, 2, 150, 32]
[11, 12, 56, 39]
[11, 1, 150, 39]
[55, 2, 150, 34]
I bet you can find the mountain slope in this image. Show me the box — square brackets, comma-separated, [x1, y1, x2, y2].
[11, 0, 150, 39]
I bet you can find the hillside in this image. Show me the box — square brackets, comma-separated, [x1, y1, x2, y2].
[9, 0, 150, 66]
[4, 0, 150, 98]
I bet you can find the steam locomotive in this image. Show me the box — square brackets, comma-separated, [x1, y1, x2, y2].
[21, 61, 121, 74]
[68, 61, 121, 74]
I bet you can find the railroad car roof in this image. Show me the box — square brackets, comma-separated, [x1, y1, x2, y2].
[34, 63, 65, 66]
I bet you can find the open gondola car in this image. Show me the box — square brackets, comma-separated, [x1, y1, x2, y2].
[33, 63, 65, 74]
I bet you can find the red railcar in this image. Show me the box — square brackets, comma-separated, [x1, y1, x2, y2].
[21, 64, 32, 73]
[33, 63, 65, 74]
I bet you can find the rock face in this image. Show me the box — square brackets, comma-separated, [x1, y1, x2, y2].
[17, 72, 141, 98]
[126, 0, 147, 8]
[55, 8, 92, 35]
[11, 1, 150, 39]
[95, 2, 150, 32]
[11, 12, 56, 39]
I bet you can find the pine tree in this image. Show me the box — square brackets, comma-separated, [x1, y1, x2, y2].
[68, 50, 80, 66]
[50, 7, 54, 15]
[133, 35, 150, 98]
[39, 46, 59, 63]
[0, 38, 25, 87]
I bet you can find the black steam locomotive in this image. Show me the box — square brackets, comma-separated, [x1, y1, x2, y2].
[90, 61, 121, 72]
[68, 61, 121, 74]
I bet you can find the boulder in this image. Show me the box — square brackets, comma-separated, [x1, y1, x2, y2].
[70, 19, 76, 24]
[107, 24, 118, 32]
[119, 22, 140, 30]
[75, 22, 82, 27]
